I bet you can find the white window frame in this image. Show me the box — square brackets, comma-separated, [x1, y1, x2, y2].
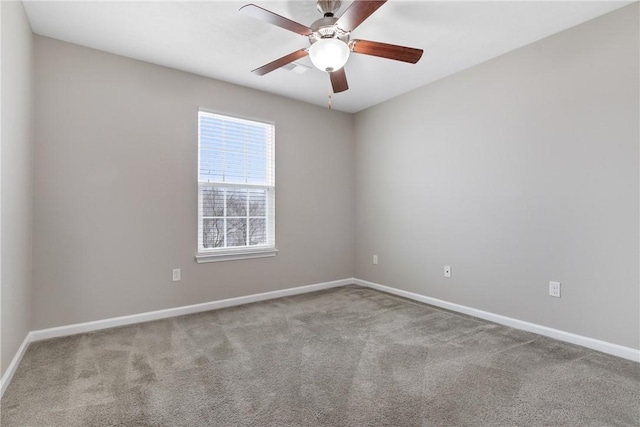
[196, 110, 276, 263]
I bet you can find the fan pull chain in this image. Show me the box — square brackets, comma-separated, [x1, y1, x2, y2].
[327, 91, 332, 110]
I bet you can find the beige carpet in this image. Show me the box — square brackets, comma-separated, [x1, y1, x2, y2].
[2, 285, 639, 426]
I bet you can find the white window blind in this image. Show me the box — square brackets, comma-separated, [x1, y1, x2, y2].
[197, 110, 275, 261]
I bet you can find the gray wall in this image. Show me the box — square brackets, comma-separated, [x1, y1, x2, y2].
[17, 3, 640, 353]
[354, 4, 639, 349]
[1, 1, 34, 376]
[32, 37, 354, 329]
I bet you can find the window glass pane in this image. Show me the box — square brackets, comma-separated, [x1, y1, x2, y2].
[201, 187, 224, 216]
[199, 112, 272, 185]
[226, 189, 247, 216]
[227, 218, 247, 247]
[223, 151, 246, 183]
[248, 189, 266, 216]
[203, 218, 225, 248]
[247, 160, 265, 183]
[249, 219, 266, 246]
[199, 148, 224, 182]
[199, 117, 224, 182]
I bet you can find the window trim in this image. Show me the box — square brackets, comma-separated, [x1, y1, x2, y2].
[196, 109, 276, 261]
[195, 247, 278, 263]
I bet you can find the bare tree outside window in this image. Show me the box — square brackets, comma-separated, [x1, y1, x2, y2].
[201, 188, 269, 249]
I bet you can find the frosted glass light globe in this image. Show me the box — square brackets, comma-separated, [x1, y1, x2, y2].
[309, 38, 350, 72]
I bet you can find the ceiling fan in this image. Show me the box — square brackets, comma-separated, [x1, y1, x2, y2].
[239, 0, 423, 93]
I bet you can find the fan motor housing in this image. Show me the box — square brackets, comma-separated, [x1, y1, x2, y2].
[316, 0, 342, 16]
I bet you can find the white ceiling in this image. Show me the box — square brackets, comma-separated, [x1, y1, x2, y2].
[23, 1, 631, 113]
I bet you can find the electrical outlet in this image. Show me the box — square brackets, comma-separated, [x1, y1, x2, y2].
[172, 268, 181, 282]
[372, 255, 378, 265]
[444, 265, 451, 278]
[549, 281, 561, 298]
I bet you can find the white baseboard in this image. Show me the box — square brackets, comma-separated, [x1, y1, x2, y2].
[2, 278, 351, 397]
[30, 278, 352, 342]
[3, 276, 637, 399]
[0, 333, 31, 398]
[354, 278, 640, 363]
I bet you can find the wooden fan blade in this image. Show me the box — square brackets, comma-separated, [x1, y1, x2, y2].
[330, 68, 349, 93]
[351, 39, 423, 64]
[239, 4, 313, 36]
[336, 1, 387, 32]
[251, 49, 309, 76]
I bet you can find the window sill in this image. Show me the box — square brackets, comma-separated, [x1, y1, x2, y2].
[195, 248, 278, 263]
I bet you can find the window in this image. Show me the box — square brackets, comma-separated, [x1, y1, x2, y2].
[196, 110, 275, 262]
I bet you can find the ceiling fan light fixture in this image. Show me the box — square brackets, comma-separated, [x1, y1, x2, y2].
[308, 38, 350, 73]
